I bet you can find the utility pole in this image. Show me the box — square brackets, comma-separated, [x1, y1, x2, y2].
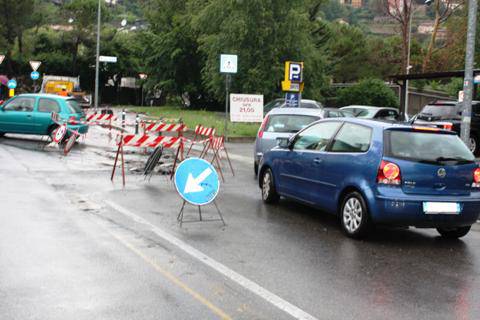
[94, 0, 101, 110]
[404, 5, 414, 117]
[461, 0, 478, 145]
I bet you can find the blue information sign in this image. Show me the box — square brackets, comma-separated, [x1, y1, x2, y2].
[285, 92, 300, 108]
[31, 71, 40, 80]
[7, 79, 17, 89]
[174, 158, 220, 206]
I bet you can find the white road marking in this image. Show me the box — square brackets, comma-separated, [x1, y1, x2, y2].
[104, 200, 319, 320]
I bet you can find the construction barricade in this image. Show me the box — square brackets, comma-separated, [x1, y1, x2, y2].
[186, 125, 216, 157]
[203, 135, 234, 182]
[50, 112, 82, 155]
[111, 134, 183, 186]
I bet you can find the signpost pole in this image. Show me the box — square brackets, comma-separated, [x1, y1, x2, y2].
[94, 0, 102, 111]
[224, 74, 231, 141]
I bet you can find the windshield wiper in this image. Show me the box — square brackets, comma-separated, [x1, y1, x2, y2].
[435, 156, 473, 164]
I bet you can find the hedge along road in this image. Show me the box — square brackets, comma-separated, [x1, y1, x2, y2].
[0, 128, 480, 320]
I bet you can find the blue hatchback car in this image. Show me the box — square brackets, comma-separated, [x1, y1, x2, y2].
[259, 118, 480, 239]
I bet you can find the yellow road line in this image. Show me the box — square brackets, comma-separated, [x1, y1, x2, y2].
[101, 224, 232, 320]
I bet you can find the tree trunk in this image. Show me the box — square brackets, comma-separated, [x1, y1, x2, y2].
[422, 1, 442, 72]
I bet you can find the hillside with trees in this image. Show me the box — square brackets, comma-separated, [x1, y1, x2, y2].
[0, 0, 475, 107]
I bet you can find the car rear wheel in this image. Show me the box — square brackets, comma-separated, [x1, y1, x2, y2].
[261, 168, 279, 204]
[469, 134, 479, 156]
[436, 226, 471, 239]
[340, 192, 371, 238]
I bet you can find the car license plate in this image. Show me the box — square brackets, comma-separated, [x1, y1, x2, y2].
[423, 202, 460, 215]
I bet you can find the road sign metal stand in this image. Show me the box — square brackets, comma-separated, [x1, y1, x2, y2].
[176, 200, 226, 227]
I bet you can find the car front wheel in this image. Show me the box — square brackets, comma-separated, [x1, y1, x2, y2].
[261, 168, 279, 204]
[436, 226, 471, 239]
[340, 192, 371, 238]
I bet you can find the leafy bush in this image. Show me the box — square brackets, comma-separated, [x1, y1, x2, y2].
[337, 78, 399, 108]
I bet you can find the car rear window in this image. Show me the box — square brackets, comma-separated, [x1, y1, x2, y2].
[384, 130, 474, 164]
[265, 115, 319, 133]
[66, 99, 82, 114]
[419, 104, 459, 118]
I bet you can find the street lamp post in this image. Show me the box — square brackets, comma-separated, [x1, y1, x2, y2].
[139, 73, 148, 106]
[94, 0, 101, 111]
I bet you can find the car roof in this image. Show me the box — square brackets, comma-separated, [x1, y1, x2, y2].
[340, 105, 397, 111]
[267, 107, 324, 116]
[324, 107, 343, 111]
[16, 93, 70, 100]
[319, 117, 454, 133]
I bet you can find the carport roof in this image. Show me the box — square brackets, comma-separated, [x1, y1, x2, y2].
[391, 69, 480, 81]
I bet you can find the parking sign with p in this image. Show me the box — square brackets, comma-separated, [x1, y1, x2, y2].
[288, 62, 303, 82]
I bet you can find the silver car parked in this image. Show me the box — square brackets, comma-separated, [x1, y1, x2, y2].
[254, 107, 325, 175]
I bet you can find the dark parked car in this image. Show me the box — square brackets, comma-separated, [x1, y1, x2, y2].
[259, 118, 480, 239]
[414, 100, 480, 155]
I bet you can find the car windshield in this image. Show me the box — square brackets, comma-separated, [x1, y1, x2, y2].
[263, 99, 284, 113]
[356, 109, 378, 118]
[342, 107, 376, 118]
[66, 99, 82, 114]
[265, 115, 319, 133]
[385, 130, 475, 164]
[419, 104, 459, 118]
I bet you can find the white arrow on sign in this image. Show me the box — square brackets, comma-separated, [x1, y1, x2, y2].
[29, 60, 41, 71]
[184, 168, 213, 194]
[0, 55, 5, 65]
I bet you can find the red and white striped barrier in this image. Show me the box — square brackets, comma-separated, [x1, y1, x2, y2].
[111, 133, 185, 186]
[86, 113, 117, 123]
[143, 122, 186, 133]
[203, 135, 234, 182]
[122, 135, 181, 148]
[186, 125, 216, 157]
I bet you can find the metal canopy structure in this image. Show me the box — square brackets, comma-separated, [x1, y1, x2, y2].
[391, 69, 480, 116]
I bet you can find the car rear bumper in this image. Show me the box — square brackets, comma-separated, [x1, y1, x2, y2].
[370, 190, 480, 227]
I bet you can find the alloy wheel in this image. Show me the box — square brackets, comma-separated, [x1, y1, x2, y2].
[343, 197, 363, 233]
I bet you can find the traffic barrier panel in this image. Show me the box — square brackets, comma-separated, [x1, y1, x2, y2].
[186, 124, 216, 157]
[111, 134, 184, 186]
[203, 135, 235, 182]
[50, 112, 82, 155]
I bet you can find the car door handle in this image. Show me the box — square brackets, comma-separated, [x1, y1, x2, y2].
[26, 115, 32, 118]
[313, 158, 323, 165]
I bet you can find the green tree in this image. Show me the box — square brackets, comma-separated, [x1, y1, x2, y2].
[337, 78, 399, 108]
[193, 0, 328, 104]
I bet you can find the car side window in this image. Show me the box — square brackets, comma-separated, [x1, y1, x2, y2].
[375, 110, 398, 120]
[38, 98, 61, 113]
[330, 123, 372, 153]
[3, 97, 35, 112]
[293, 122, 341, 151]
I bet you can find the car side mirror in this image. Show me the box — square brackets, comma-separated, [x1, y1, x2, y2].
[277, 137, 292, 149]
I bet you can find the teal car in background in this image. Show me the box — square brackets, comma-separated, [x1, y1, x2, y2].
[0, 93, 88, 138]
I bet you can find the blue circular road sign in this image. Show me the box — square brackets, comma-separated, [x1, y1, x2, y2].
[174, 158, 220, 206]
[7, 79, 17, 89]
[31, 71, 40, 80]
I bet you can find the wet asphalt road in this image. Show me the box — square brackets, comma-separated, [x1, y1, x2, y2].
[0, 129, 480, 320]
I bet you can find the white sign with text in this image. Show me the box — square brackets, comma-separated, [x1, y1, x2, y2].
[230, 94, 263, 122]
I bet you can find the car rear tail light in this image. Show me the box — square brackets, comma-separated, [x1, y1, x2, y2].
[377, 160, 401, 185]
[472, 168, 480, 188]
[443, 123, 453, 131]
[258, 115, 269, 138]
